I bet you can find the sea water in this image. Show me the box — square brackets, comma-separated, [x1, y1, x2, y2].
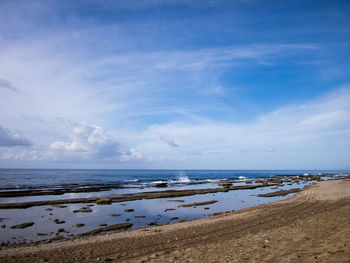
[0, 169, 348, 189]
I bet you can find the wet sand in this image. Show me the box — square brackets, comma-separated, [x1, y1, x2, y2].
[1, 179, 349, 262]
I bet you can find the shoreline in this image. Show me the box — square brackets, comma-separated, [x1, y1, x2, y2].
[0, 175, 347, 246]
[1, 179, 350, 262]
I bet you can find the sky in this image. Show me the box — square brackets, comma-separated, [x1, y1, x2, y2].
[0, 0, 350, 169]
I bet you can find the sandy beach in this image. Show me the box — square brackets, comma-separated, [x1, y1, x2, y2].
[1, 179, 349, 262]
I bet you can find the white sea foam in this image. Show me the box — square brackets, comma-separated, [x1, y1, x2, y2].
[152, 180, 167, 184]
[124, 179, 139, 182]
[169, 174, 191, 183]
[239, 176, 246, 179]
[206, 179, 218, 182]
[177, 175, 191, 183]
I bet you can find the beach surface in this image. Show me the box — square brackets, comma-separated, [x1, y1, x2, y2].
[1, 179, 350, 262]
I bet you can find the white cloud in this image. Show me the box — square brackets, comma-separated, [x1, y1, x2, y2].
[121, 148, 143, 161]
[0, 126, 31, 147]
[297, 110, 347, 128]
[0, 118, 141, 163]
[47, 119, 121, 159]
[129, 87, 350, 169]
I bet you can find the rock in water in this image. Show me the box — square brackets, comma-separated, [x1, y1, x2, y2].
[218, 182, 232, 188]
[155, 182, 168, 187]
[78, 223, 132, 236]
[179, 200, 218, 208]
[111, 214, 121, 217]
[73, 208, 92, 213]
[10, 222, 34, 229]
[96, 198, 112, 205]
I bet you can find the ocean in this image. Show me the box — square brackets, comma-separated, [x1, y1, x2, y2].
[0, 169, 348, 190]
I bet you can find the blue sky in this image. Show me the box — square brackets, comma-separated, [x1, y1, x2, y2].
[0, 0, 350, 169]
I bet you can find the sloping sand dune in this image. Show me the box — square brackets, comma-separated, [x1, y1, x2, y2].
[1, 179, 350, 262]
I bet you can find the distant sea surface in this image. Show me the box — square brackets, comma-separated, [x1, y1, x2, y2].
[0, 169, 348, 190]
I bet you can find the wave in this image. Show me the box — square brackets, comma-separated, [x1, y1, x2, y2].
[123, 179, 139, 183]
[172, 174, 191, 183]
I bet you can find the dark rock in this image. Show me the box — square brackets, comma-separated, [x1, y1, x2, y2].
[171, 217, 179, 220]
[76, 223, 85, 227]
[73, 208, 92, 213]
[165, 208, 176, 212]
[179, 200, 218, 208]
[124, 209, 134, 212]
[312, 175, 321, 181]
[49, 236, 64, 242]
[245, 180, 253, 184]
[212, 212, 223, 216]
[255, 179, 264, 184]
[99, 224, 107, 226]
[155, 182, 167, 188]
[36, 233, 48, 236]
[218, 182, 232, 188]
[110, 214, 120, 217]
[78, 223, 132, 236]
[96, 198, 112, 205]
[45, 208, 53, 211]
[267, 178, 283, 184]
[53, 205, 67, 208]
[148, 222, 158, 226]
[135, 216, 146, 218]
[10, 222, 34, 229]
[1, 224, 5, 228]
[125, 218, 130, 221]
[57, 228, 65, 233]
